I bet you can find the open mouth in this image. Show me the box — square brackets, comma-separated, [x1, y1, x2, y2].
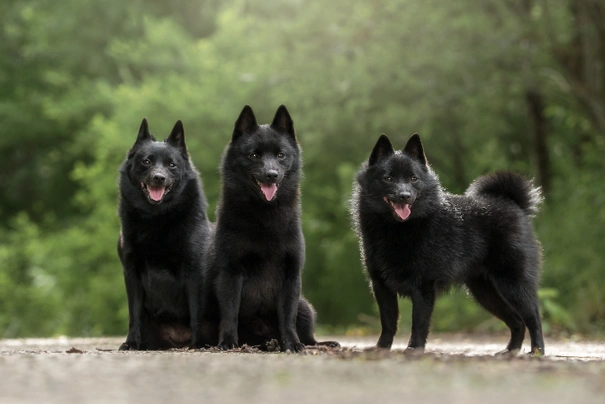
[384, 197, 411, 221]
[256, 180, 278, 201]
[141, 182, 173, 204]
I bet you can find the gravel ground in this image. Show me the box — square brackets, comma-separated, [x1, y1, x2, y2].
[1, 334, 604, 404]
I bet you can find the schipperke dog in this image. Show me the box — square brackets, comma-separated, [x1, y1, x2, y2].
[201, 105, 339, 352]
[117, 118, 211, 350]
[352, 133, 544, 355]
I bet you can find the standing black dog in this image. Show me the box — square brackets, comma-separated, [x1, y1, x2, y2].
[118, 118, 211, 350]
[202, 105, 338, 352]
[352, 133, 545, 355]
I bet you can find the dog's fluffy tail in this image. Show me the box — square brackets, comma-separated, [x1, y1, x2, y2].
[466, 171, 543, 217]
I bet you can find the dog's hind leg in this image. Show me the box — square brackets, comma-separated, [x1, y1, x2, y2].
[466, 276, 526, 355]
[297, 298, 340, 348]
[295, 297, 316, 344]
[490, 276, 545, 356]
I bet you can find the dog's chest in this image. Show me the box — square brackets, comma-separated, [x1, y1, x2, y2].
[366, 230, 435, 288]
[141, 264, 188, 318]
[237, 248, 301, 317]
[239, 268, 281, 316]
[217, 211, 302, 315]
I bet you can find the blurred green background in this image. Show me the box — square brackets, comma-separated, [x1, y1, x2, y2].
[1, 0, 604, 339]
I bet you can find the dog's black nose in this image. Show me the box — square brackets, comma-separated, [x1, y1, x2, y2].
[153, 173, 166, 184]
[266, 170, 279, 181]
[398, 191, 411, 202]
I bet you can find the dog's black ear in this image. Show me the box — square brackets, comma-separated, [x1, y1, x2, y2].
[128, 118, 153, 157]
[166, 120, 188, 158]
[403, 133, 427, 166]
[135, 118, 153, 144]
[369, 134, 394, 166]
[232, 105, 259, 142]
[270, 104, 296, 140]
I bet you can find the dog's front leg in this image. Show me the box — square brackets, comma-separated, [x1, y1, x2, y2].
[371, 277, 399, 349]
[216, 269, 243, 350]
[278, 263, 304, 353]
[407, 285, 436, 353]
[120, 266, 145, 350]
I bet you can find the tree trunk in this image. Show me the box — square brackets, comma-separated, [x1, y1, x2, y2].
[525, 90, 551, 195]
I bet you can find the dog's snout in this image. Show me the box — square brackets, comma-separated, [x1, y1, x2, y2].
[153, 173, 166, 184]
[266, 169, 279, 181]
[398, 191, 412, 202]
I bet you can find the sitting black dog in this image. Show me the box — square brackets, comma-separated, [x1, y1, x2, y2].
[117, 118, 211, 350]
[201, 105, 339, 352]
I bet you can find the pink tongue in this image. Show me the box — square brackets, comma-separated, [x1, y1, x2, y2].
[149, 186, 165, 201]
[260, 183, 277, 201]
[394, 203, 411, 220]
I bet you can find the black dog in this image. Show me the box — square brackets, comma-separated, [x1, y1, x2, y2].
[117, 118, 211, 350]
[352, 133, 544, 355]
[201, 105, 338, 352]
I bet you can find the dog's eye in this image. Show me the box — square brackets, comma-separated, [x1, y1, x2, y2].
[410, 176, 418, 183]
[142, 159, 151, 166]
[249, 152, 260, 159]
[168, 162, 177, 168]
[384, 176, 394, 183]
[277, 152, 286, 159]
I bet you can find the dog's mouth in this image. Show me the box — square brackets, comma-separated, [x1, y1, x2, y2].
[256, 180, 278, 201]
[384, 197, 412, 221]
[141, 182, 173, 204]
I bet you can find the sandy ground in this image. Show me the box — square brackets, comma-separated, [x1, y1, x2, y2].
[1, 334, 604, 404]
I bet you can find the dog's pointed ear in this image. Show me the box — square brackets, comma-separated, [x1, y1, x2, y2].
[403, 133, 427, 166]
[135, 118, 152, 144]
[166, 120, 188, 158]
[232, 105, 258, 142]
[369, 134, 394, 166]
[129, 118, 153, 157]
[270, 104, 296, 140]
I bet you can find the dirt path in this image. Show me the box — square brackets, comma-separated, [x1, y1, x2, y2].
[1, 334, 604, 404]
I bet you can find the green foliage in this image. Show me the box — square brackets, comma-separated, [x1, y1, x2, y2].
[537, 137, 605, 334]
[1, 0, 604, 338]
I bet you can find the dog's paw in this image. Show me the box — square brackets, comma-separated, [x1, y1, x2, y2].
[495, 348, 520, 357]
[403, 346, 425, 356]
[282, 340, 305, 353]
[217, 336, 239, 350]
[287, 343, 306, 353]
[217, 342, 239, 350]
[118, 341, 139, 351]
[191, 340, 208, 350]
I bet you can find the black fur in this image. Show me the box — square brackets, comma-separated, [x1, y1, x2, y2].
[352, 133, 545, 355]
[201, 105, 339, 352]
[117, 118, 211, 350]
